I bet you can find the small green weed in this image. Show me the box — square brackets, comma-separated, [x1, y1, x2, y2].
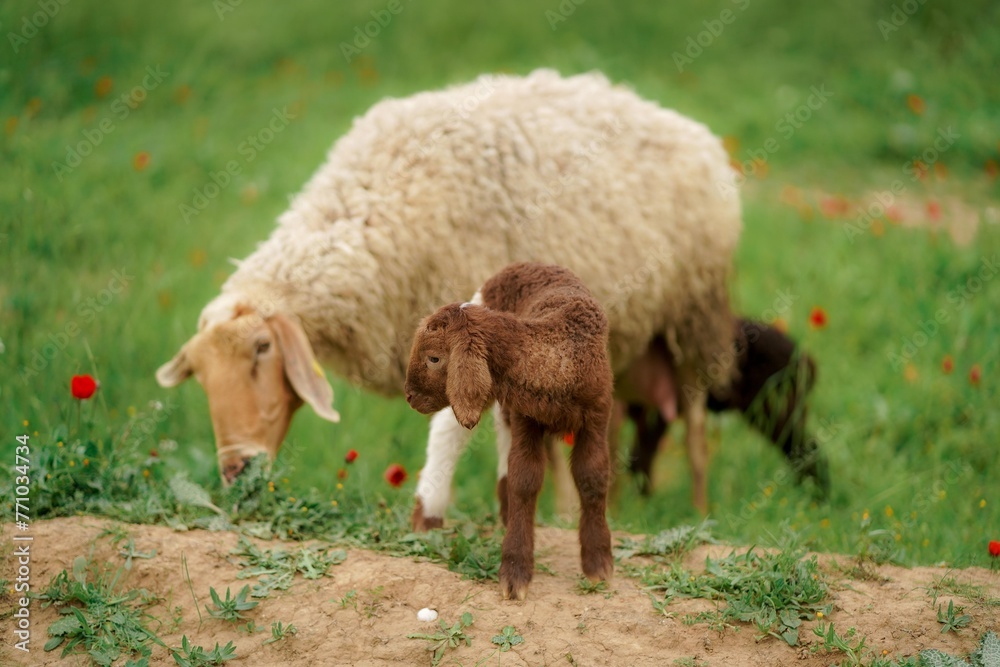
[39, 555, 163, 665]
[205, 585, 258, 623]
[811, 622, 872, 666]
[637, 547, 828, 646]
[490, 625, 524, 652]
[170, 636, 237, 667]
[231, 536, 345, 598]
[614, 520, 716, 560]
[936, 600, 972, 634]
[407, 611, 474, 666]
[575, 577, 610, 596]
[263, 621, 298, 645]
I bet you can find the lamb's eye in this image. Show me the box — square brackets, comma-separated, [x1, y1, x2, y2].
[427, 356, 440, 364]
[256, 341, 271, 355]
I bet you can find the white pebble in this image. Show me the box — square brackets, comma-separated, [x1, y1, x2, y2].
[417, 608, 438, 622]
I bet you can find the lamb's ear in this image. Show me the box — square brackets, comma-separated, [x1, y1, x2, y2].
[446, 338, 491, 430]
[268, 313, 341, 424]
[156, 346, 193, 387]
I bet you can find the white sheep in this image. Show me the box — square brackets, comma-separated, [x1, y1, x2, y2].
[155, 69, 742, 518]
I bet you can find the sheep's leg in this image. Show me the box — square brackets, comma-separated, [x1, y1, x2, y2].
[678, 368, 710, 514]
[499, 414, 546, 601]
[627, 404, 668, 496]
[571, 409, 614, 583]
[412, 407, 476, 531]
[606, 402, 625, 501]
[494, 403, 512, 526]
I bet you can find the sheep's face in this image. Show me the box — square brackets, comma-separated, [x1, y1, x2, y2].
[405, 304, 493, 430]
[404, 311, 453, 416]
[156, 308, 340, 483]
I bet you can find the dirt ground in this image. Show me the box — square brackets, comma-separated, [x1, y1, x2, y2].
[2, 518, 998, 666]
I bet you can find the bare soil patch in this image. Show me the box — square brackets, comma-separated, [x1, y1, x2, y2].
[2, 518, 998, 666]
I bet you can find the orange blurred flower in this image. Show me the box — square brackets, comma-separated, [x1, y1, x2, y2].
[969, 364, 982, 386]
[95, 76, 113, 98]
[563, 432, 574, 447]
[133, 151, 150, 171]
[986, 159, 999, 180]
[906, 94, 925, 115]
[904, 364, 919, 384]
[771, 317, 789, 334]
[927, 200, 941, 221]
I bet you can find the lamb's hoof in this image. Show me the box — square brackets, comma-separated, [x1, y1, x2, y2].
[582, 550, 614, 583]
[410, 499, 444, 532]
[499, 576, 529, 601]
[499, 561, 532, 601]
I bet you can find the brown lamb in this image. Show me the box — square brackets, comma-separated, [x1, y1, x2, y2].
[404, 262, 614, 601]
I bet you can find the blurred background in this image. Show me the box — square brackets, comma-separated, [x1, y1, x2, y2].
[2, 0, 998, 565]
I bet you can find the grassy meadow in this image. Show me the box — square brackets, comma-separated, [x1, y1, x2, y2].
[3, 0, 1000, 575]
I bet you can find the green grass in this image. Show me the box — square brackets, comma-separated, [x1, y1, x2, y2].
[2, 0, 999, 571]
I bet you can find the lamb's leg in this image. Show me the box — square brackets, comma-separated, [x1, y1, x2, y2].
[571, 409, 614, 583]
[499, 414, 546, 601]
[678, 366, 710, 514]
[412, 407, 476, 531]
[494, 403, 512, 526]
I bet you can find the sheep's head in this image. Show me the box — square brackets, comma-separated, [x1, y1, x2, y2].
[404, 303, 492, 430]
[156, 306, 339, 483]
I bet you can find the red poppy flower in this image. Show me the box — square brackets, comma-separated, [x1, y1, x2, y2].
[337, 468, 348, 480]
[808, 307, 828, 330]
[969, 364, 982, 386]
[345, 449, 358, 464]
[384, 463, 407, 487]
[989, 540, 1000, 557]
[563, 432, 574, 446]
[941, 355, 954, 374]
[71, 374, 99, 400]
[927, 200, 942, 221]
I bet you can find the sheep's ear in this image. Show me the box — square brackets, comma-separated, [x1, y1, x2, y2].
[446, 340, 491, 430]
[268, 313, 341, 424]
[156, 346, 193, 387]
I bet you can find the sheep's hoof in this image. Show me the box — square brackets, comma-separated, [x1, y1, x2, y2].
[410, 499, 444, 532]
